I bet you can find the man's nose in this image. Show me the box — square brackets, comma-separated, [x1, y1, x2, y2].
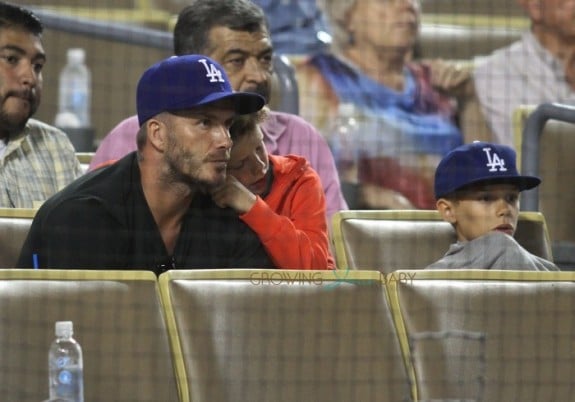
[18, 60, 39, 87]
[244, 57, 268, 84]
[496, 198, 513, 217]
[215, 125, 233, 149]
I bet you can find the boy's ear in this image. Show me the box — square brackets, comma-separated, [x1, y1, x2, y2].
[437, 198, 457, 224]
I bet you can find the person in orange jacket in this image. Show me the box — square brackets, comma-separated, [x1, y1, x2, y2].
[211, 106, 335, 270]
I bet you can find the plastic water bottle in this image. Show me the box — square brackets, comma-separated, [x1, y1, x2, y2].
[55, 48, 91, 128]
[48, 321, 84, 402]
[325, 102, 363, 207]
[326, 102, 361, 172]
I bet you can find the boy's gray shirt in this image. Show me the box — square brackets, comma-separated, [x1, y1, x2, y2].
[426, 231, 559, 271]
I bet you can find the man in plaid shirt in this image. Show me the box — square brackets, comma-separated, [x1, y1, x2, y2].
[0, 2, 82, 208]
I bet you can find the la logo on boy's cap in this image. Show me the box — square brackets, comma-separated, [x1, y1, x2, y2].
[136, 54, 265, 126]
[434, 141, 541, 199]
[482, 146, 507, 172]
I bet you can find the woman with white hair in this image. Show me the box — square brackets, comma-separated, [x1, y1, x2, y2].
[296, 0, 463, 209]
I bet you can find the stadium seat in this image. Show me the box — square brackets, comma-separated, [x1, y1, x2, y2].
[0, 208, 36, 268]
[421, 0, 526, 17]
[0, 269, 178, 402]
[331, 210, 552, 271]
[159, 269, 414, 402]
[269, 54, 300, 115]
[76, 152, 95, 173]
[417, 24, 521, 60]
[514, 104, 575, 269]
[387, 269, 575, 401]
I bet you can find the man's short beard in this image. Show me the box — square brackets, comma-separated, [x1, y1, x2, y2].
[0, 110, 29, 139]
[252, 83, 270, 104]
[163, 132, 223, 191]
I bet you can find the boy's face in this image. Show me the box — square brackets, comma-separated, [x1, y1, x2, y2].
[227, 125, 269, 196]
[437, 183, 520, 242]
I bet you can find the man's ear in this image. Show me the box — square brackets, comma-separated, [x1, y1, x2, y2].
[437, 198, 457, 224]
[145, 118, 167, 152]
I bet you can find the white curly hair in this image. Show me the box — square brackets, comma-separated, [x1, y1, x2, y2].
[317, 0, 357, 51]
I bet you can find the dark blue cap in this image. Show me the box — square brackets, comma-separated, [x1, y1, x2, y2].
[434, 141, 541, 199]
[137, 55, 265, 126]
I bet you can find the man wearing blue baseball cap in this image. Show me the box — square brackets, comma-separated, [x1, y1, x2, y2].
[426, 141, 558, 270]
[17, 55, 275, 273]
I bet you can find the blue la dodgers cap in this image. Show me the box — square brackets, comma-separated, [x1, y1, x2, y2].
[434, 141, 541, 199]
[137, 54, 265, 126]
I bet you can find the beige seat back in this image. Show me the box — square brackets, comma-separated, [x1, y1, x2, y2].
[76, 152, 95, 173]
[421, 0, 526, 16]
[0, 270, 178, 402]
[537, 120, 575, 246]
[418, 0, 525, 59]
[159, 269, 413, 402]
[388, 269, 575, 401]
[0, 208, 36, 267]
[332, 210, 552, 271]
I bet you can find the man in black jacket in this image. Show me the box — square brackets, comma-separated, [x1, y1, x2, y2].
[18, 54, 274, 274]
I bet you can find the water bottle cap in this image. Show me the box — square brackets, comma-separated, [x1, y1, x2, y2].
[337, 102, 356, 117]
[55, 321, 74, 338]
[54, 112, 81, 128]
[67, 48, 85, 64]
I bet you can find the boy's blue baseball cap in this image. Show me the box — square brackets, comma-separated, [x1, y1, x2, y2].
[434, 141, 541, 199]
[137, 55, 265, 126]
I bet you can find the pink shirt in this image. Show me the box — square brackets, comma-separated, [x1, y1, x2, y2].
[90, 111, 347, 220]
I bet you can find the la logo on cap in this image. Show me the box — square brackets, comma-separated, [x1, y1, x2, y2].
[482, 147, 507, 172]
[198, 58, 225, 83]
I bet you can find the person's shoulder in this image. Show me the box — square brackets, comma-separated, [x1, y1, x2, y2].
[101, 115, 140, 143]
[468, 231, 521, 250]
[266, 110, 323, 135]
[268, 110, 310, 126]
[39, 153, 136, 215]
[474, 35, 526, 72]
[26, 118, 69, 139]
[270, 153, 310, 173]
[89, 115, 139, 170]
[191, 193, 258, 226]
[110, 115, 139, 133]
[23, 119, 77, 155]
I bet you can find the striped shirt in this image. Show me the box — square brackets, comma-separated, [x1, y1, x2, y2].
[0, 119, 83, 208]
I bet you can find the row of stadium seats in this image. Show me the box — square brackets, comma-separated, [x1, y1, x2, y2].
[332, 209, 552, 271]
[20, 1, 526, 146]
[2, 268, 574, 401]
[0, 208, 553, 270]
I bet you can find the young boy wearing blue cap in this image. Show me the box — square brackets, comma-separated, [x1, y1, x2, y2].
[427, 141, 558, 270]
[18, 55, 275, 273]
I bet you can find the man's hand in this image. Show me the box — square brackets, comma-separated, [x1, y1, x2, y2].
[210, 175, 257, 214]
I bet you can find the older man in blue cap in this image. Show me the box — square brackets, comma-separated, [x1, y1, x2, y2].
[427, 141, 558, 271]
[18, 55, 274, 273]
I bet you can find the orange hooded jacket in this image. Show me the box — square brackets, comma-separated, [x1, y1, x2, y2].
[239, 154, 335, 270]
